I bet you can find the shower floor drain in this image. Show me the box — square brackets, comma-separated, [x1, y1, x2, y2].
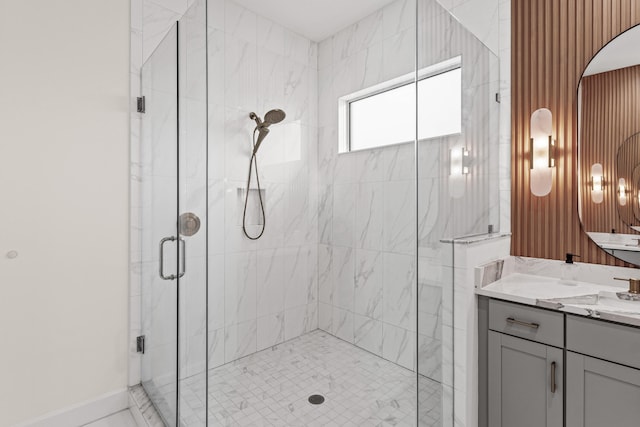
[308, 394, 325, 405]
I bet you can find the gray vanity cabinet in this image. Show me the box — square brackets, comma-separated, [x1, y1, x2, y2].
[487, 299, 564, 427]
[566, 351, 640, 427]
[488, 332, 563, 427]
[565, 314, 640, 427]
[481, 298, 640, 427]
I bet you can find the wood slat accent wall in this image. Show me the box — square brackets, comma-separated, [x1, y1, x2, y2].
[511, 0, 640, 265]
[580, 66, 640, 233]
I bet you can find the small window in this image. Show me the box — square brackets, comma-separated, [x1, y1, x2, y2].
[340, 58, 462, 152]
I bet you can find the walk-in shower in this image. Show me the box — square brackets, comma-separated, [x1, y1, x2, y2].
[242, 109, 286, 240]
[133, 0, 500, 425]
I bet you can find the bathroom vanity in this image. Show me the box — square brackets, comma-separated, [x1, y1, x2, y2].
[477, 274, 640, 427]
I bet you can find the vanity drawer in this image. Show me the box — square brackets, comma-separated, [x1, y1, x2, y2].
[489, 299, 564, 347]
[566, 315, 640, 370]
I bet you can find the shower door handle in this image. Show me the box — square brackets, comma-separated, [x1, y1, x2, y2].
[159, 236, 176, 280]
[159, 236, 186, 280]
[177, 237, 186, 279]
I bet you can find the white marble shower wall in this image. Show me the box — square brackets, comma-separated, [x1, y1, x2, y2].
[316, 0, 500, 380]
[316, 0, 418, 371]
[206, 0, 319, 368]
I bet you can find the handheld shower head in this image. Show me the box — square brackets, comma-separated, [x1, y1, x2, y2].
[248, 109, 286, 155]
[263, 109, 286, 125]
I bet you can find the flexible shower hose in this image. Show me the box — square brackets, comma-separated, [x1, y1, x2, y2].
[242, 128, 266, 240]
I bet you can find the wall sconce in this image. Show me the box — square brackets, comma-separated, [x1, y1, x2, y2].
[450, 147, 470, 176]
[618, 178, 628, 206]
[591, 163, 604, 204]
[449, 147, 470, 199]
[530, 108, 556, 197]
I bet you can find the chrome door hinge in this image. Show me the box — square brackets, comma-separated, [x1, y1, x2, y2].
[137, 96, 146, 113]
[136, 335, 145, 354]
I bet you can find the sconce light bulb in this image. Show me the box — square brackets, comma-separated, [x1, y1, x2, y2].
[619, 178, 628, 206]
[530, 108, 554, 197]
[450, 147, 470, 176]
[449, 146, 469, 199]
[591, 163, 604, 204]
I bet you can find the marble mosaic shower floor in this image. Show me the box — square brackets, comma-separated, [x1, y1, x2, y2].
[171, 330, 442, 426]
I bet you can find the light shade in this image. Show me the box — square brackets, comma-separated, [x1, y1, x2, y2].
[530, 108, 555, 197]
[619, 178, 628, 206]
[449, 147, 469, 199]
[450, 147, 470, 176]
[591, 163, 604, 204]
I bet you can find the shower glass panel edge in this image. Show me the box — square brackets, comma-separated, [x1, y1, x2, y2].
[140, 23, 180, 427]
[416, 0, 501, 425]
[177, 0, 208, 425]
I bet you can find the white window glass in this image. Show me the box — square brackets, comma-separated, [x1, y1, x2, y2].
[346, 66, 461, 152]
[417, 68, 461, 140]
[349, 83, 416, 150]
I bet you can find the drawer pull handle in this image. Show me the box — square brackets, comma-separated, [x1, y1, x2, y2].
[506, 317, 540, 329]
[550, 361, 557, 393]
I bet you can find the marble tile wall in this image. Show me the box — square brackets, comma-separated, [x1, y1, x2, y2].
[316, 0, 500, 386]
[497, 0, 511, 234]
[205, 0, 319, 368]
[316, 0, 419, 372]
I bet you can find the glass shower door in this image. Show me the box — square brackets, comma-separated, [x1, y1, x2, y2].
[139, 2, 208, 422]
[140, 24, 180, 426]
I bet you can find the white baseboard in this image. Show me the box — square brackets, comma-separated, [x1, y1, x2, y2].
[14, 388, 129, 427]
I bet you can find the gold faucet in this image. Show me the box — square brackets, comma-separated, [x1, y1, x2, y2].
[614, 278, 640, 294]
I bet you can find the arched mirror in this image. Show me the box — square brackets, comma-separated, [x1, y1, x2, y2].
[616, 133, 640, 229]
[578, 24, 640, 266]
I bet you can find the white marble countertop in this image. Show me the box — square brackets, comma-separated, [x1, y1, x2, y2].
[476, 273, 640, 327]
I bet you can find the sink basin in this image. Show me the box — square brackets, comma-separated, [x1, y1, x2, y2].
[487, 276, 597, 300]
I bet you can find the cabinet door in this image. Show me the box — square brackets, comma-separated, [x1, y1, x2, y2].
[488, 332, 563, 427]
[566, 351, 640, 427]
